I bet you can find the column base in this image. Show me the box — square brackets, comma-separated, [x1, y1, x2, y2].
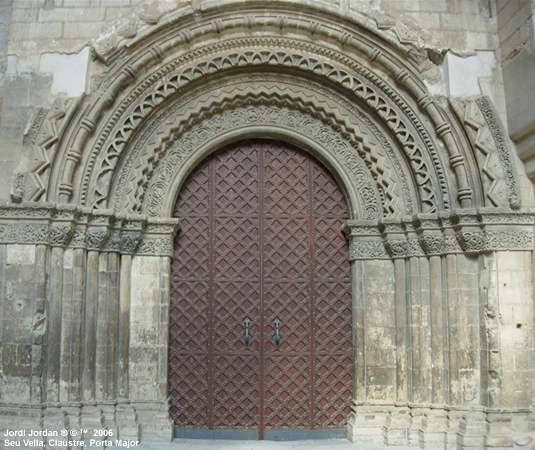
[346, 403, 535, 449]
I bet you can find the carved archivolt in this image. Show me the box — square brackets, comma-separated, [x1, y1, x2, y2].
[108, 75, 416, 220]
[450, 96, 520, 208]
[11, 3, 523, 226]
[78, 38, 448, 217]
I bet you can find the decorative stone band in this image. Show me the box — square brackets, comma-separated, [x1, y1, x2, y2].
[0, 203, 180, 257]
[350, 399, 533, 415]
[344, 208, 535, 260]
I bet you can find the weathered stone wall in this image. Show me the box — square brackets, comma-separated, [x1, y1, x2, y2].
[0, 0, 534, 447]
[0, 244, 46, 404]
[0, 0, 144, 202]
[498, 0, 535, 183]
[490, 251, 534, 408]
[344, 212, 535, 447]
[0, 0, 513, 202]
[0, 206, 178, 444]
[0, 0, 13, 133]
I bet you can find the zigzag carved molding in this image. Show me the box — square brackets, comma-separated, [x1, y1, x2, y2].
[104, 80, 413, 219]
[16, 8, 520, 216]
[79, 40, 445, 216]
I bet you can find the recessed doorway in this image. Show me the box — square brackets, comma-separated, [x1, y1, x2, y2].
[169, 139, 352, 439]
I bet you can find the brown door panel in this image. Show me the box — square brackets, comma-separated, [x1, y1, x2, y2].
[170, 140, 352, 438]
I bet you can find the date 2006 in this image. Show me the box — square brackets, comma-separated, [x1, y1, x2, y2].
[91, 430, 114, 436]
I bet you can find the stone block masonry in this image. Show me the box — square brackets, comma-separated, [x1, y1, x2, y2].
[0, 1, 534, 448]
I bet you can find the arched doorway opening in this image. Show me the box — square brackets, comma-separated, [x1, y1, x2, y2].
[168, 139, 352, 439]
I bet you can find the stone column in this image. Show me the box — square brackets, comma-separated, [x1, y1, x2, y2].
[117, 254, 132, 400]
[382, 220, 411, 446]
[81, 212, 112, 442]
[128, 218, 178, 442]
[382, 219, 410, 403]
[345, 220, 394, 444]
[416, 215, 447, 405]
[112, 214, 145, 441]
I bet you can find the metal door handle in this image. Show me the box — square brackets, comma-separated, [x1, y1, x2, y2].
[273, 319, 281, 345]
[243, 318, 251, 345]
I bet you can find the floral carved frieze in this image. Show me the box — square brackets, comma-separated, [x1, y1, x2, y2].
[344, 209, 535, 260]
[0, 204, 180, 257]
[142, 105, 380, 220]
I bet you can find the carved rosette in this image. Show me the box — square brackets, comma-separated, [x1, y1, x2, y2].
[0, 204, 180, 257]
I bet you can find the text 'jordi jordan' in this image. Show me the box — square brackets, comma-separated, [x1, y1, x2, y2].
[4, 430, 58, 437]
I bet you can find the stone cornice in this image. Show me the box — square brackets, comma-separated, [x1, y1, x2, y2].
[343, 208, 535, 260]
[0, 203, 180, 257]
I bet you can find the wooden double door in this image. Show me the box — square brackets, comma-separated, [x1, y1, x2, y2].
[169, 139, 352, 439]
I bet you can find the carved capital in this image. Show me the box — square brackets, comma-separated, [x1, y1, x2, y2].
[84, 210, 113, 250]
[49, 224, 74, 247]
[418, 235, 444, 255]
[343, 220, 381, 238]
[407, 238, 425, 257]
[384, 239, 409, 258]
[0, 205, 531, 256]
[86, 228, 110, 250]
[456, 231, 487, 253]
[350, 241, 386, 260]
[120, 233, 142, 254]
[136, 217, 180, 257]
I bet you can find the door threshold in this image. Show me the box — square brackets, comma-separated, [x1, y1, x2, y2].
[264, 430, 346, 440]
[174, 430, 258, 440]
[174, 429, 347, 440]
